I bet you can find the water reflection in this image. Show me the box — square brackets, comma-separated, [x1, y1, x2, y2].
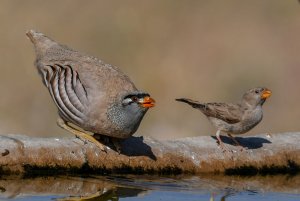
[0, 176, 147, 201]
[0, 174, 299, 201]
[209, 188, 240, 201]
[56, 186, 146, 201]
[56, 190, 117, 201]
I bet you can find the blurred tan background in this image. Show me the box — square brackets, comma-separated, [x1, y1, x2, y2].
[0, 0, 299, 140]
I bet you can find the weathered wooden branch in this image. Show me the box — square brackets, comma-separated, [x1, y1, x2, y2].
[0, 132, 299, 175]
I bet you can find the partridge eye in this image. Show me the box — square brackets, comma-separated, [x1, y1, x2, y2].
[255, 90, 259, 94]
[131, 96, 138, 102]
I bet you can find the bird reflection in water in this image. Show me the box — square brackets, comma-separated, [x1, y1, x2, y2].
[210, 188, 240, 201]
[56, 186, 147, 201]
[56, 189, 117, 201]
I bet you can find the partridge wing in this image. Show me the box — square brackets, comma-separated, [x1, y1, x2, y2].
[40, 64, 88, 125]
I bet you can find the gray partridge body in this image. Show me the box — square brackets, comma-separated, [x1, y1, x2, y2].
[176, 87, 271, 149]
[26, 30, 155, 149]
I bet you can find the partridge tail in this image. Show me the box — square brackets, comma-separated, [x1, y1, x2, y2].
[175, 98, 205, 109]
[26, 30, 60, 59]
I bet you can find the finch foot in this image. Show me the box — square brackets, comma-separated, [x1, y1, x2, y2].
[216, 130, 228, 152]
[227, 134, 246, 151]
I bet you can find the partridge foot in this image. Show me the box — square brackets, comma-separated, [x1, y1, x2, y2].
[57, 118, 107, 152]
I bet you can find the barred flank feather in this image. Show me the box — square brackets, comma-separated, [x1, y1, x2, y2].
[41, 64, 88, 125]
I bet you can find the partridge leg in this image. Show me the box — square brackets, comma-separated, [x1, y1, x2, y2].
[93, 134, 123, 154]
[57, 118, 107, 152]
[111, 138, 123, 154]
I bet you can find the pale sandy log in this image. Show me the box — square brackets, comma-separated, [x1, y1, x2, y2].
[0, 132, 299, 175]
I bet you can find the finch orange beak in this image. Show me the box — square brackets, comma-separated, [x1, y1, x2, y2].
[140, 96, 155, 108]
[261, 89, 272, 99]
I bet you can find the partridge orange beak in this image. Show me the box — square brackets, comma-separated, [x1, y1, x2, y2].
[140, 96, 155, 108]
[261, 89, 272, 99]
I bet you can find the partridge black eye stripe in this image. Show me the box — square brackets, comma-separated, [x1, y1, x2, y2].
[123, 93, 150, 100]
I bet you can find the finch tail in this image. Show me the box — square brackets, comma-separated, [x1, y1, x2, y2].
[175, 98, 205, 109]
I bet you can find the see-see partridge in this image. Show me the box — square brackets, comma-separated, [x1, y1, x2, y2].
[26, 30, 155, 152]
[176, 87, 271, 150]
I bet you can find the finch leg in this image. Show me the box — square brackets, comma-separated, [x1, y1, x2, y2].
[216, 130, 227, 152]
[227, 133, 246, 151]
[227, 134, 241, 146]
[57, 118, 107, 152]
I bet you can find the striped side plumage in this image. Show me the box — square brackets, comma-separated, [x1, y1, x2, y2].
[40, 64, 88, 125]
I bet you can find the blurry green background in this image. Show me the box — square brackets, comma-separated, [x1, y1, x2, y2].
[0, 0, 299, 140]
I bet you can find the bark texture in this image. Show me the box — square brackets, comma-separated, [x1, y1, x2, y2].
[0, 132, 299, 175]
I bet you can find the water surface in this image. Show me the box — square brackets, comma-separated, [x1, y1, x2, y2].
[0, 174, 299, 201]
